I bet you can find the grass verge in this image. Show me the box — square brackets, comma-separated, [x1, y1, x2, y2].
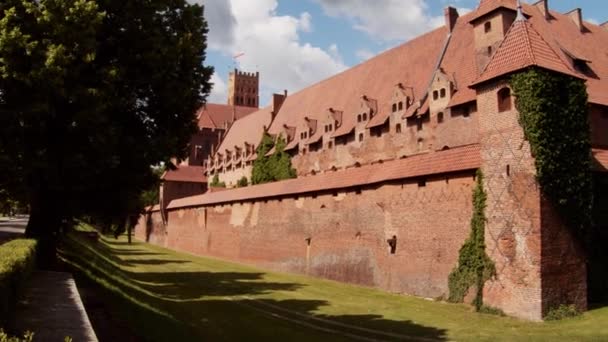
[60, 231, 608, 341]
[0, 240, 37, 328]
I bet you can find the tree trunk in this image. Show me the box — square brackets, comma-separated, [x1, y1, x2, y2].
[25, 194, 61, 269]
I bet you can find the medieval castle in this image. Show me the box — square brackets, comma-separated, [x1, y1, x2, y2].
[137, 0, 608, 321]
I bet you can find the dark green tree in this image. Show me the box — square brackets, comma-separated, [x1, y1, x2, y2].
[251, 133, 297, 185]
[270, 135, 297, 181]
[0, 0, 213, 259]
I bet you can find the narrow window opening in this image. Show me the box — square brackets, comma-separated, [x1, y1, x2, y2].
[433, 90, 439, 100]
[440, 88, 446, 98]
[498, 87, 512, 112]
[398, 101, 403, 111]
[392, 103, 397, 112]
[417, 118, 423, 131]
[506, 164, 511, 177]
[418, 179, 427, 187]
[437, 112, 444, 123]
[484, 21, 492, 33]
[387, 235, 397, 254]
[487, 46, 493, 55]
[305, 237, 312, 246]
[362, 113, 367, 121]
[396, 123, 402, 133]
[358, 133, 364, 142]
[328, 141, 333, 149]
[357, 114, 362, 122]
[355, 188, 362, 195]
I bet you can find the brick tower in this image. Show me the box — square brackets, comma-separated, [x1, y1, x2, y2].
[227, 69, 259, 108]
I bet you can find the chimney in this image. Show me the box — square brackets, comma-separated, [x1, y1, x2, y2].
[272, 91, 287, 118]
[444, 6, 459, 32]
[566, 8, 583, 31]
[533, 0, 549, 20]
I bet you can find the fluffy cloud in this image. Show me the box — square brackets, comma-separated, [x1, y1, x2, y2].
[197, 0, 347, 105]
[315, 0, 469, 42]
[208, 72, 228, 104]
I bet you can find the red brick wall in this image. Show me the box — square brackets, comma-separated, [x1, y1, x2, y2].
[136, 172, 475, 300]
[476, 80, 587, 321]
[135, 211, 167, 247]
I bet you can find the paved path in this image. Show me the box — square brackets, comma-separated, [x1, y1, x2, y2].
[14, 271, 99, 342]
[0, 217, 26, 244]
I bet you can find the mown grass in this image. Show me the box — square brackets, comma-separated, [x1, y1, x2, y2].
[60, 228, 608, 341]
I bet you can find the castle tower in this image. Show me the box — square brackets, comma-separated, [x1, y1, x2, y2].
[227, 69, 259, 108]
[469, 0, 518, 72]
[471, 1, 587, 320]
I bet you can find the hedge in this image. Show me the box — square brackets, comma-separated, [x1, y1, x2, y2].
[0, 240, 37, 327]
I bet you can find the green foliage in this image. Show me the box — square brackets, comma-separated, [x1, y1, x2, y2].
[448, 171, 495, 310]
[209, 174, 226, 188]
[478, 306, 505, 316]
[251, 134, 297, 185]
[545, 304, 581, 321]
[0, 239, 37, 326]
[0, 329, 34, 342]
[236, 176, 249, 188]
[510, 69, 593, 236]
[0, 0, 213, 243]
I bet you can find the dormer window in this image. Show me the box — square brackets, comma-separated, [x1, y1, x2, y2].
[433, 91, 439, 100]
[362, 113, 367, 121]
[392, 103, 397, 112]
[484, 21, 492, 33]
[498, 87, 512, 112]
[438, 112, 444, 123]
[487, 46, 493, 55]
[357, 114, 362, 122]
[398, 101, 403, 111]
[440, 89, 446, 98]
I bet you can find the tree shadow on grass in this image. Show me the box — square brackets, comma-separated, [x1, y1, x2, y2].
[62, 234, 448, 341]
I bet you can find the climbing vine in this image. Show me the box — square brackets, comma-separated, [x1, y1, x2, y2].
[510, 69, 593, 237]
[448, 170, 496, 310]
[251, 133, 296, 185]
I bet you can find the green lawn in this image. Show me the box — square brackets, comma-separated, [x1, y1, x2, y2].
[60, 231, 608, 341]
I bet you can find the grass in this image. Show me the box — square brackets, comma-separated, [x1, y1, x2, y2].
[60, 228, 608, 342]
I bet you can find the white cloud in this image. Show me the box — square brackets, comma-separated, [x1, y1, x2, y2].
[315, 0, 471, 42]
[198, 0, 347, 105]
[355, 49, 375, 61]
[208, 72, 228, 104]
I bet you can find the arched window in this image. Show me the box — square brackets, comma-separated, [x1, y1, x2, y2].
[398, 101, 403, 111]
[357, 114, 362, 122]
[362, 113, 367, 121]
[484, 21, 492, 33]
[433, 90, 439, 100]
[440, 88, 446, 98]
[392, 103, 397, 112]
[497, 87, 512, 112]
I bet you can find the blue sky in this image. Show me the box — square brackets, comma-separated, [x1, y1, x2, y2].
[199, 0, 606, 106]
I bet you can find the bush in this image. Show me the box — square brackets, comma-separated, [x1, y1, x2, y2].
[545, 304, 581, 321]
[209, 174, 226, 188]
[478, 305, 505, 316]
[0, 329, 33, 342]
[236, 176, 248, 188]
[0, 240, 37, 327]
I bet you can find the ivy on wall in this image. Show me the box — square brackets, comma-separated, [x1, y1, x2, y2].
[510, 69, 593, 237]
[251, 133, 296, 185]
[209, 174, 225, 188]
[448, 170, 496, 310]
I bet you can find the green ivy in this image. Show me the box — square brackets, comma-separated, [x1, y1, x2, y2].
[236, 176, 249, 188]
[251, 133, 296, 185]
[448, 170, 496, 310]
[209, 174, 225, 188]
[510, 69, 593, 237]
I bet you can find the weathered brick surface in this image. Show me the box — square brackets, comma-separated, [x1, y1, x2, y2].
[136, 173, 475, 299]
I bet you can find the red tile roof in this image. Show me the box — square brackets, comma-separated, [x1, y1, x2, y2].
[161, 166, 207, 183]
[593, 148, 608, 172]
[168, 144, 481, 209]
[471, 0, 520, 23]
[196, 104, 257, 129]
[472, 16, 580, 86]
[215, 106, 274, 155]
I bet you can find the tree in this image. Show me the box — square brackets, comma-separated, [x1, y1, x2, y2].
[251, 133, 275, 185]
[0, 0, 213, 261]
[251, 133, 297, 185]
[270, 135, 297, 181]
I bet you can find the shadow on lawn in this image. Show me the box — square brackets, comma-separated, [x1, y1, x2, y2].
[64, 235, 448, 341]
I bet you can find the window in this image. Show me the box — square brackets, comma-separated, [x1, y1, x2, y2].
[387, 235, 397, 254]
[358, 133, 364, 142]
[498, 87, 512, 112]
[440, 88, 446, 98]
[417, 118, 423, 131]
[328, 141, 333, 149]
[418, 179, 427, 187]
[487, 46, 493, 55]
[392, 103, 397, 112]
[324, 126, 328, 133]
[433, 90, 439, 100]
[437, 112, 444, 123]
[362, 113, 367, 121]
[484, 21, 492, 33]
[398, 101, 403, 111]
[396, 123, 402, 133]
[463, 107, 471, 118]
[357, 114, 362, 122]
